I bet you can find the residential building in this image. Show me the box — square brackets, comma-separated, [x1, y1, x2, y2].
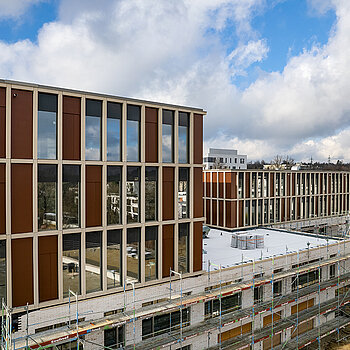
[203, 148, 247, 170]
[204, 169, 350, 230]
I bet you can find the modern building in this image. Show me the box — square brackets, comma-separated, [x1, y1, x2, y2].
[204, 169, 350, 231]
[0, 79, 205, 332]
[10, 227, 350, 350]
[203, 148, 247, 170]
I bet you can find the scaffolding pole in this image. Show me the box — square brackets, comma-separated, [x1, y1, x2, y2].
[1, 299, 11, 350]
[170, 270, 183, 349]
[68, 289, 79, 350]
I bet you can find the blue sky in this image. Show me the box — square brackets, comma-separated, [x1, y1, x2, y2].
[0, 0, 349, 163]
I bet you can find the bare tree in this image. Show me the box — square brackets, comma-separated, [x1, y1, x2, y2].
[271, 155, 283, 169]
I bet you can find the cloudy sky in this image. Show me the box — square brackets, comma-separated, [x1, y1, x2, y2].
[0, 0, 349, 163]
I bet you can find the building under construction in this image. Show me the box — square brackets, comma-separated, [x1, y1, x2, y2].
[2, 226, 350, 350]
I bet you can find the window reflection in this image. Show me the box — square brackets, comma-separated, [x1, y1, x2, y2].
[107, 102, 122, 161]
[0, 240, 5, 301]
[178, 112, 189, 163]
[145, 167, 157, 221]
[85, 99, 102, 161]
[127, 167, 140, 223]
[63, 234, 81, 297]
[178, 223, 189, 273]
[107, 230, 122, 288]
[86, 231, 102, 293]
[178, 168, 189, 219]
[107, 166, 121, 225]
[63, 165, 80, 229]
[38, 164, 57, 231]
[127, 228, 140, 283]
[162, 110, 174, 163]
[127, 105, 140, 162]
[145, 226, 158, 281]
[38, 93, 57, 159]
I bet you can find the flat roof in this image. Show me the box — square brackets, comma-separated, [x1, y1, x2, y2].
[0, 78, 206, 114]
[202, 228, 338, 269]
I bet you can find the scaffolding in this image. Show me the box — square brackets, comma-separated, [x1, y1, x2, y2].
[4, 233, 350, 350]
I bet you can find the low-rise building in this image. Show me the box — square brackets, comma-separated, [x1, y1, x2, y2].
[203, 148, 247, 170]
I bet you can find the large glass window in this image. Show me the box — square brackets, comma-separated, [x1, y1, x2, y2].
[38, 93, 57, 159]
[107, 102, 122, 161]
[145, 226, 158, 281]
[162, 110, 174, 163]
[86, 231, 102, 293]
[63, 233, 81, 297]
[85, 99, 102, 161]
[63, 165, 80, 229]
[38, 164, 57, 231]
[0, 240, 5, 301]
[107, 229, 122, 288]
[127, 167, 140, 223]
[145, 167, 158, 222]
[178, 223, 189, 273]
[127, 228, 140, 283]
[107, 166, 122, 225]
[127, 105, 140, 162]
[178, 168, 189, 219]
[178, 112, 189, 163]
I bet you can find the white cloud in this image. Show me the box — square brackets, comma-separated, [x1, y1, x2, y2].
[0, 0, 44, 19]
[2, 0, 350, 163]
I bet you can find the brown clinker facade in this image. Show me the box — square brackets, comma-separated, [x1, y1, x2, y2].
[204, 169, 350, 230]
[0, 79, 205, 311]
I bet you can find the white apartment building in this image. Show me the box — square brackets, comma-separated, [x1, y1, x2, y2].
[203, 148, 247, 170]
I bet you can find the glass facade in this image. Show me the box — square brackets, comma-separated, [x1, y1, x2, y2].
[86, 231, 102, 293]
[145, 226, 157, 281]
[178, 168, 189, 219]
[63, 165, 80, 229]
[127, 167, 140, 223]
[162, 110, 174, 163]
[145, 167, 157, 221]
[0, 240, 5, 301]
[127, 105, 140, 162]
[38, 164, 57, 231]
[107, 166, 122, 225]
[127, 228, 140, 283]
[85, 99, 102, 161]
[107, 102, 122, 161]
[107, 229, 122, 288]
[63, 233, 81, 297]
[178, 112, 189, 163]
[38, 93, 57, 159]
[178, 223, 189, 273]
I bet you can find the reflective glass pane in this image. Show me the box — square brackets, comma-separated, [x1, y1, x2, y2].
[178, 126, 188, 163]
[127, 120, 139, 161]
[0, 241, 5, 301]
[127, 167, 140, 223]
[178, 168, 189, 219]
[127, 228, 140, 283]
[145, 167, 157, 221]
[38, 93, 57, 159]
[107, 230, 122, 288]
[86, 231, 102, 293]
[38, 111, 57, 159]
[107, 166, 121, 225]
[107, 118, 121, 161]
[63, 234, 81, 297]
[162, 124, 173, 163]
[85, 115, 101, 160]
[38, 164, 57, 231]
[145, 226, 157, 281]
[63, 165, 80, 229]
[178, 223, 189, 273]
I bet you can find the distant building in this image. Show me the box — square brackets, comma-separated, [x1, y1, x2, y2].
[203, 148, 247, 170]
